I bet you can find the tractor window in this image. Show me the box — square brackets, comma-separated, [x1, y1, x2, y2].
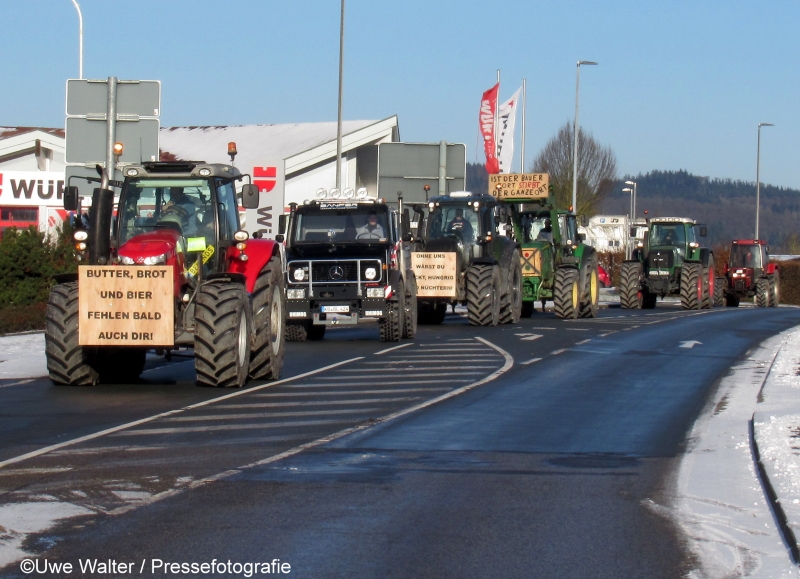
[517, 210, 552, 243]
[730, 245, 762, 268]
[215, 180, 240, 241]
[293, 208, 389, 243]
[118, 179, 211, 245]
[649, 223, 685, 247]
[428, 203, 478, 244]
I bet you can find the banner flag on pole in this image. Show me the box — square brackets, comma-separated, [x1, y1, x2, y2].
[497, 86, 521, 174]
[479, 83, 500, 174]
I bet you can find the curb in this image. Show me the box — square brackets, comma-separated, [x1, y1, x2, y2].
[751, 414, 800, 563]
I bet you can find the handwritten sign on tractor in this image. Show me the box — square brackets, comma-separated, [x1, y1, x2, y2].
[78, 266, 174, 346]
[489, 173, 549, 199]
[412, 252, 457, 297]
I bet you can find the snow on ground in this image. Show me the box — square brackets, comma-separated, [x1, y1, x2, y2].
[0, 333, 47, 381]
[670, 328, 800, 578]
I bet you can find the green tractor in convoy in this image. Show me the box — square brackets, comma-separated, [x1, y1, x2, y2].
[619, 217, 714, 310]
[496, 174, 600, 319]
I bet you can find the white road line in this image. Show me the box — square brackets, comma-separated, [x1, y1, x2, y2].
[165, 408, 381, 421]
[576, 339, 592, 345]
[310, 372, 486, 380]
[532, 327, 556, 330]
[361, 357, 499, 364]
[373, 343, 413, 356]
[335, 366, 498, 372]
[521, 358, 543, 365]
[0, 378, 35, 388]
[116, 419, 357, 436]
[565, 328, 589, 331]
[550, 349, 568, 355]
[217, 397, 421, 409]
[599, 331, 618, 337]
[256, 387, 452, 397]
[414, 348, 485, 352]
[278, 380, 471, 388]
[0, 357, 364, 470]
[362, 354, 500, 360]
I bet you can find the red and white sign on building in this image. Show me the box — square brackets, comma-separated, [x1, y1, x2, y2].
[243, 161, 285, 239]
[0, 171, 71, 238]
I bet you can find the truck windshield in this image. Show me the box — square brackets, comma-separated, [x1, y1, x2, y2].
[428, 203, 478, 244]
[649, 223, 685, 247]
[730, 245, 762, 268]
[293, 207, 389, 243]
[118, 179, 212, 245]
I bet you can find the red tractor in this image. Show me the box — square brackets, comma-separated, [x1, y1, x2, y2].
[721, 239, 779, 308]
[45, 147, 285, 387]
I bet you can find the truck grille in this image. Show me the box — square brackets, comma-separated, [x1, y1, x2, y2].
[312, 262, 359, 282]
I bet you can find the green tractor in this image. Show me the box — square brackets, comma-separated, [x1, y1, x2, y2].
[619, 217, 714, 310]
[497, 176, 600, 319]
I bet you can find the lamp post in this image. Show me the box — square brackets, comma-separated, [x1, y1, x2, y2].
[622, 186, 634, 259]
[335, 0, 345, 191]
[624, 180, 637, 220]
[572, 60, 597, 213]
[755, 122, 774, 240]
[70, 0, 83, 79]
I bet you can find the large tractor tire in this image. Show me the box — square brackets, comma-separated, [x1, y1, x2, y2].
[194, 282, 251, 388]
[770, 272, 780, 307]
[578, 252, 600, 318]
[619, 262, 643, 309]
[45, 282, 99, 386]
[714, 277, 725, 307]
[249, 256, 285, 380]
[499, 253, 523, 324]
[402, 280, 418, 339]
[701, 255, 715, 309]
[521, 301, 535, 318]
[680, 263, 703, 310]
[380, 284, 404, 342]
[756, 277, 770, 308]
[418, 301, 447, 325]
[553, 267, 580, 319]
[466, 264, 501, 326]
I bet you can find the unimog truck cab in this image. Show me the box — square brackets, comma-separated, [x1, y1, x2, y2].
[412, 191, 522, 326]
[620, 217, 714, 310]
[281, 188, 417, 342]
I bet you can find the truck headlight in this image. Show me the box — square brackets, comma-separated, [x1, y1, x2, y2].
[366, 287, 384, 298]
[292, 268, 307, 281]
[119, 255, 136, 265]
[143, 253, 167, 265]
[364, 267, 377, 280]
[287, 288, 306, 299]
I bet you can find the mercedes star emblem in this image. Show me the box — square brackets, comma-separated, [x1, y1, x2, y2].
[330, 266, 344, 280]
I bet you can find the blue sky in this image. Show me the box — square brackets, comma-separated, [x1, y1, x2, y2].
[3, 1, 798, 188]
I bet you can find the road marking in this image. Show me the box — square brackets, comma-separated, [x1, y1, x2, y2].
[521, 358, 543, 365]
[310, 372, 486, 381]
[373, 343, 413, 356]
[532, 327, 556, 330]
[0, 378, 35, 388]
[279, 380, 470, 389]
[165, 408, 382, 421]
[679, 340, 703, 349]
[217, 397, 421, 409]
[515, 333, 543, 341]
[116, 419, 358, 436]
[576, 339, 592, 345]
[550, 349, 568, 355]
[361, 356, 499, 364]
[565, 328, 589, 331]
[362, 354, 500, 360]
[257, 388, 453, 397]
[0, 357, 364, 470]
[336, 366, 498, 372]
[599, 331, 618, 337]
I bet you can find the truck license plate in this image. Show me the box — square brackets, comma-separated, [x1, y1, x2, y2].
[321, 305, 349, 313]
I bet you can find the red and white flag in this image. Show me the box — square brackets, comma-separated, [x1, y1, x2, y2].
[497, 87, 521, 174]
[479, 83, 500, 174]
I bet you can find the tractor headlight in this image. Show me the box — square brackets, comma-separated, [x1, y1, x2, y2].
[73, 230, 88, 241]
[143, 253, 167, 265]
[125, 168, 139, 177]
[364, 267, 377, 280]
[119, 255, 136, 265]
[292, 268, 307, 281]
[366, 287, 384, 298]
[287, 288, 306, 299]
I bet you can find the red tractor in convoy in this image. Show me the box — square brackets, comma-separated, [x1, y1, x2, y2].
[720, 239, 779, 308]
[45, 146, 285, 387]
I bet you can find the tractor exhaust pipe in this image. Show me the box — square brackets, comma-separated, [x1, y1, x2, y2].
[88, 187, 115, 265]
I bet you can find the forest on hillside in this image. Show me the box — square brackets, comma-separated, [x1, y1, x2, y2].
[466, 164, 800, 251]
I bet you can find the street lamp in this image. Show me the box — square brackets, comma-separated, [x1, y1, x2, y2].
[622, 187, 634, 220]
[572, 60, 598, 213]
[622, 186, 634, 259]
[70, 0, 83, 79]
[755, 122, 774, 240]
[624, 180, 637, 220]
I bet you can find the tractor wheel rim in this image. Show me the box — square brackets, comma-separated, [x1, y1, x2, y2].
[591, 270, 598, 304]
[237, 311, 247, 367]
[696, 274, 703, 302]
[270, 286, 282, 355]
[571, 279, 579, 310]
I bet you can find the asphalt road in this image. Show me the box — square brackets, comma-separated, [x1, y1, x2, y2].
[1, 303, 799, 578]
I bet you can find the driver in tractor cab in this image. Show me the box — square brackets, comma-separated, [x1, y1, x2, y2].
[447, 208, 474, 241]
[662, 230, 676, 245]
[744, 248, 755, 267]
[355, 211, 385, 239]
[536, 218, 553, 243]
[161, 187, 197, 235]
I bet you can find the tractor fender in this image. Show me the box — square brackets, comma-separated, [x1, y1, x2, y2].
[226, 239, 282, 294]
[697, 248, 712, 268]
[765, 263, 779, 275]
[578, 245, 596, 268]
[388, 268, 405, 299]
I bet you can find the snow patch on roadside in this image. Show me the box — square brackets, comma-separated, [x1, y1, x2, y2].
[0, 333, 47, 380]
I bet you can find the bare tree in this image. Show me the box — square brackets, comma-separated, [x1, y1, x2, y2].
[530, 122, 617, 216]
